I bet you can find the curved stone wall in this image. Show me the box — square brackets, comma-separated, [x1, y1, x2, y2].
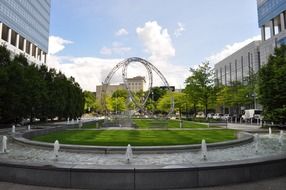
[0, 154, 286, 189]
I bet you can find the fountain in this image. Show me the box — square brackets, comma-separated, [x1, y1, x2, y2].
[201, 139, 207, 160]
[269, 127, 272, 137]
[125, 144, 133, 163]
[79, 120, 83, 128]
[254, 133, 259, 153]
[27, 125, 31, 131]
[279, 130, 284, 145]
[53, 140, 60, 159]
[67, 117, 70, 124]
[1, 136, 7, 153]
[11, 125, 15, 133]
[1, 58, 286, 189]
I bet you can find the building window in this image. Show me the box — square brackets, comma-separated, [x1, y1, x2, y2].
[220, 67, 223, 85]
[241, 56, 244, 81]
[26, 40, 31, 54]
[32, 44, 36, 57]
[235, 59, 238, 82]
[258, 51, 261, 70]
[224, 65, 227, 85]
[10, 30, 17, 47]
[18, 36, 24, 50]
[229, 62, 232, 83]
[1, 24, 9, 42]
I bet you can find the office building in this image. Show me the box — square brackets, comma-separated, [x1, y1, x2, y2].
[0, 0, 51, 64]
[215, 0, 286, 85]
[96, 76, 146, 101]
[258, 0, 286, 65]
[215, 41, 261, 85]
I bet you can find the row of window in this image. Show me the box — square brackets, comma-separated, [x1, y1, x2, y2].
[216, 52, 260, 85]
[1, 23, 46, 62]
[0, 1, 50, 51]
[128, 82, 142, 86]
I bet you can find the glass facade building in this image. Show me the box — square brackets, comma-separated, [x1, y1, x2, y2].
[257, 0, 286, 27]
[258, 0, 286, 65]
[0, 0, 51, 63]
[215, 0, 286, 86]
[215, 41, 261, 86]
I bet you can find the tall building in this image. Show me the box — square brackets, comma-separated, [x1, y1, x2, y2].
[215, 41, 261, 85]
[96, 76, 146, 101]
[258, 0, 286, 65]
[0, 0, 51, 64]
[215, 0, 286, 86]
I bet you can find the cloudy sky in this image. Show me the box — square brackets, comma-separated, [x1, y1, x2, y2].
[47, 0, 260, 91]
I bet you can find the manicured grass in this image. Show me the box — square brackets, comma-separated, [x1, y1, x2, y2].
[132, 119, 207, 128]
[82, 119, 208, 129]
[32, 129, 236, 146]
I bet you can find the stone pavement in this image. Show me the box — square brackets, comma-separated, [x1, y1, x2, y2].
[0, 175, 286, 190]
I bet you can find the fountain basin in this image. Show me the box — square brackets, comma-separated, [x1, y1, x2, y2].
[0, 153, 286, 189]
[1, 124, 285, 189]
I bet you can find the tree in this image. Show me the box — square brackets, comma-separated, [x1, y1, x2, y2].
[216, 81, 253, 114]
[0, 45, 85, 124]
[258, 45, 286, 124]
[84, 91, 98, 113]
[112, 89, 128, 99]
[185, 62, 215, 117]
[157, 92, 188, 118]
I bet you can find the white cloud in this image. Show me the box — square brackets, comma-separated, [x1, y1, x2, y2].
[47, 54, 188, 91]
[47, 55, 122, 91]
[136, 21, 175, 64]
[174, 22, 185, 37]
[47, 27, 187, 92]
[100, 42, 131, 55]
[115, 28, 129, 36]
[136, 21, 188, 88]
[206, 35, 261, 65]
[48, 36, 73, 55]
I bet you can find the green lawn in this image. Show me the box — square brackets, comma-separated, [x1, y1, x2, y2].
[132, 119, 207, 129]
[82, 119, 208, 129]
[32, 129, 236, 146]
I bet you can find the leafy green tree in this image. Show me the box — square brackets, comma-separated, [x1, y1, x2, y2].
[157, 92, 187, 118]
[216, 81, 253, 114]
[185, 62, 215, 117]
[258, 45, 286, 124]
[0, 45, 85, 124]
[112, 89, 128, 99]
[84, 91, 98, 112]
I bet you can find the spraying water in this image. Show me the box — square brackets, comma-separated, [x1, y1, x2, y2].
[254, 133, 259, 153]
[269, 127, 272, 137]
[79, 120, 83, 128]
[1, 136, 7, 153]
[279, 130, 284, 145]
[53, 140, 60, 159]
[12, 125, 15, 133]
[126, 144, 133, 163]
[201, 139, 207, 160]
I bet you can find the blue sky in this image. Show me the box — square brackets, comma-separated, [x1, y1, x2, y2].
[47, 0, 261, 91]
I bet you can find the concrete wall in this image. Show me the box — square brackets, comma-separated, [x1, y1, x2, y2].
[0, 155, 286, 189]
